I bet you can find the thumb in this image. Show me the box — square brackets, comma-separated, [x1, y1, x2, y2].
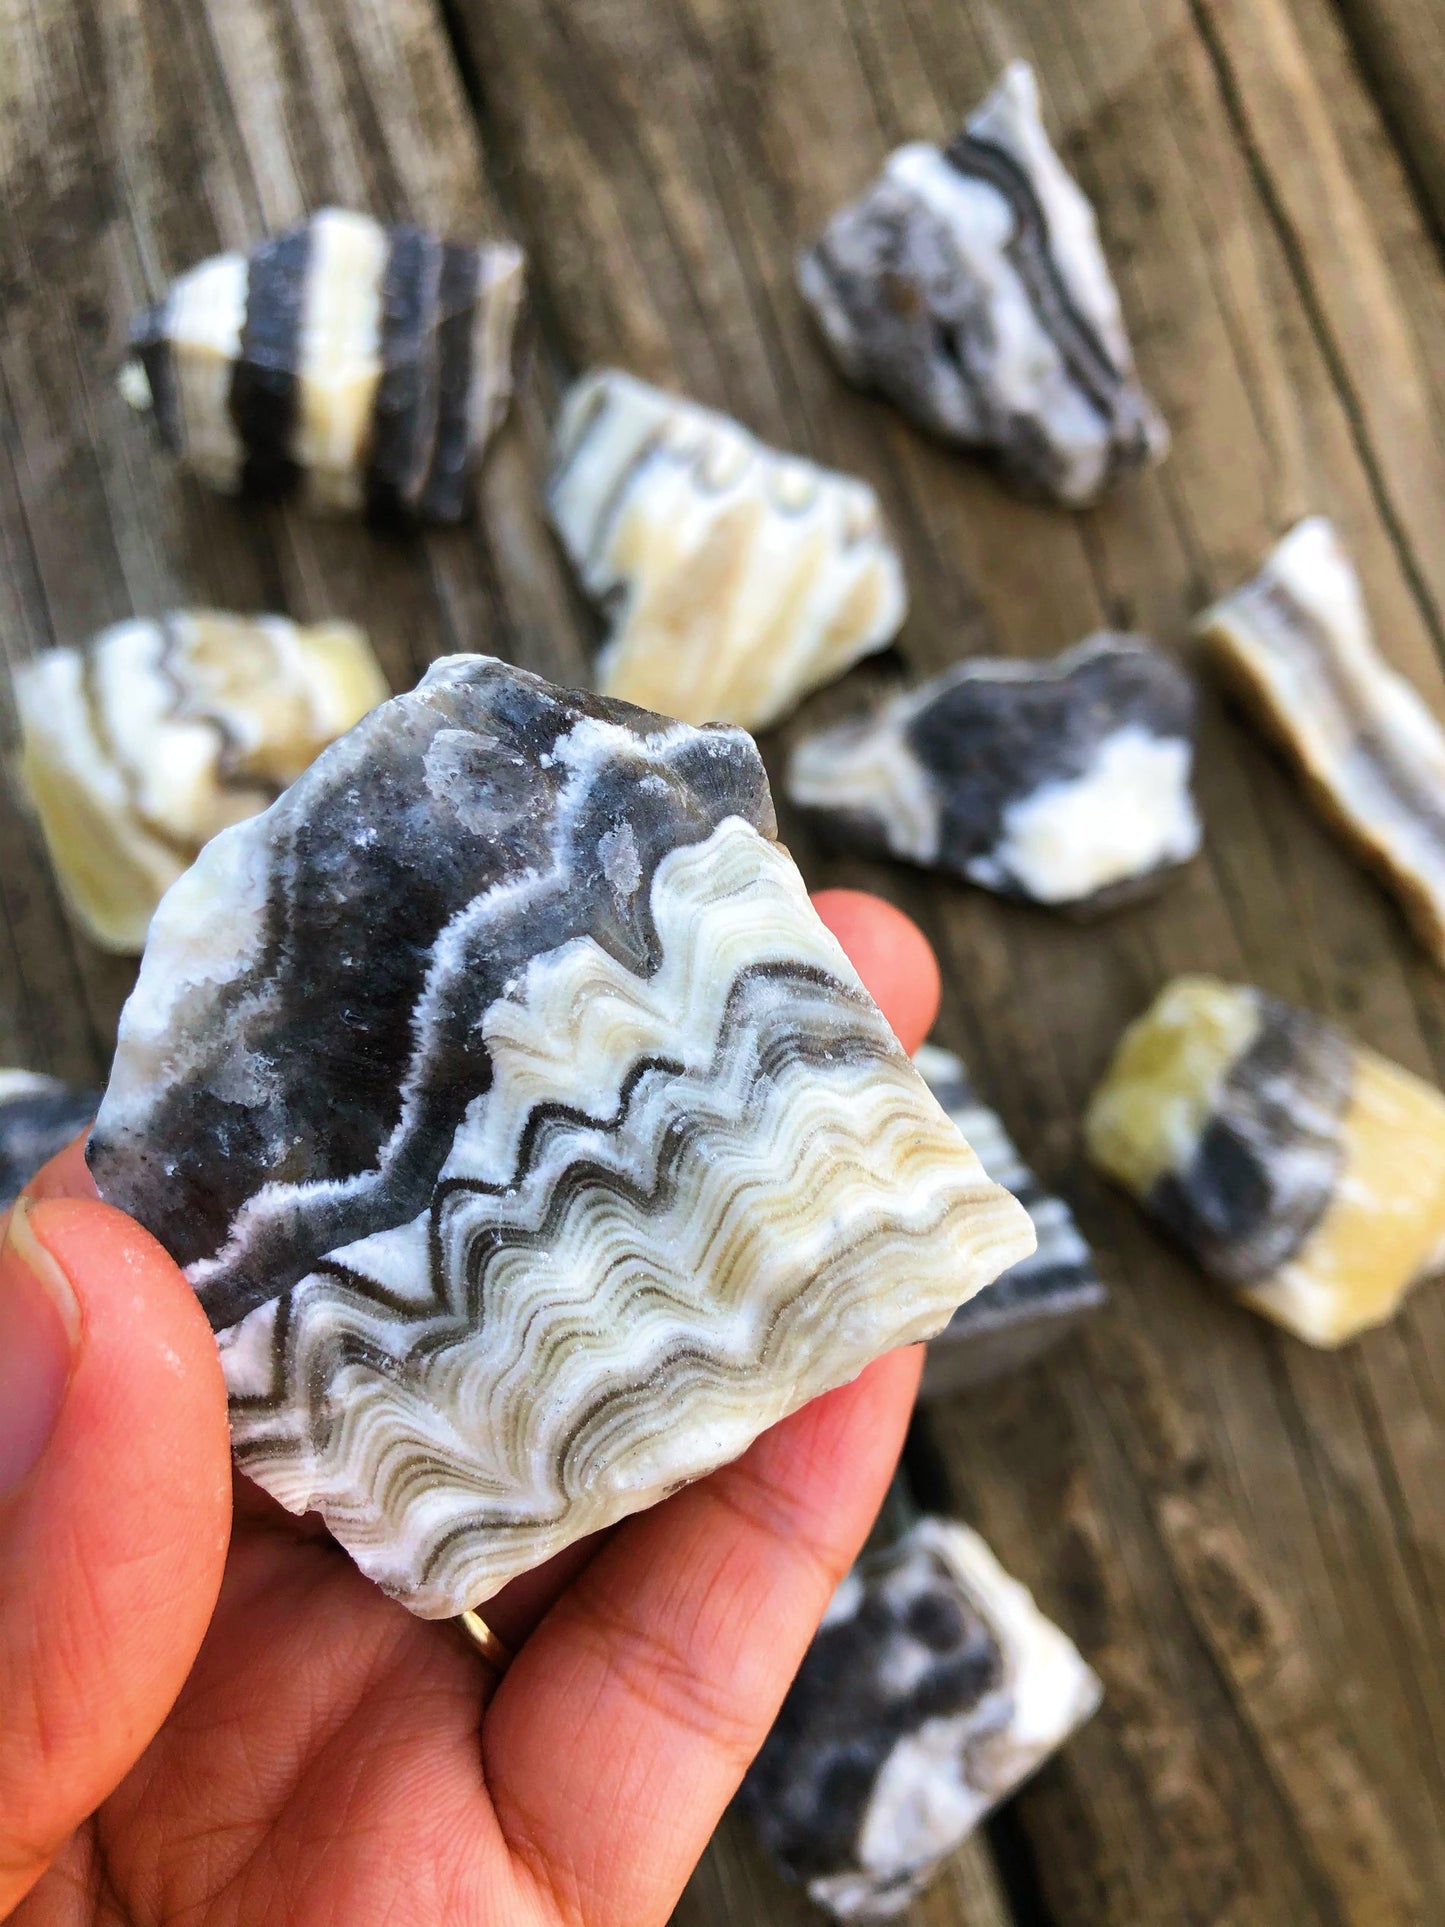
[0, 1192, 231, 1912]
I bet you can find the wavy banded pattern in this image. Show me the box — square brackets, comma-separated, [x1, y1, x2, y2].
[219, 818, 1033, 1614]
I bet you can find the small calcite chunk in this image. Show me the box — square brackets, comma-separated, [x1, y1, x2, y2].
[786, 633, 1200, 912]
[1085, 976, 1445, 1345]
[123, 208, 525, 521]
[1198, 517, 1445, 968]
[797, 62, 1168, 506]
[741, 1515, 1101, 1921]
[547, 369, 907, 731]
[88, 655, 1035, 1617]
[913, 1044, 1104, 1395]
[0, 1073, 99, 1207]
[14, 612, 388, 952]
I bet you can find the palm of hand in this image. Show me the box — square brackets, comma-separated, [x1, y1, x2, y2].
[16, 1349, 918, 1927]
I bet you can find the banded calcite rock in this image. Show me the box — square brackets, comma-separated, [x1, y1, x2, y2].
[797, 62, 1168, 506]
[0, 1073, 99, 1207]
[740, 1513, 1101, 1921]
[913, 1044, 1103, 1396]
[786, 633, 1200, 912]
[87, 655, 1035, 1617]
[1198, 517, 1445, 968]
[123, 208, 525, 521]
[1085, 976, 1445, 1345]
[547, 369, 907, 731]
[14, 612, 388, 953]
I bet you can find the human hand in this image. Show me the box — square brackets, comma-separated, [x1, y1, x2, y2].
[0, 890, 940, 1927]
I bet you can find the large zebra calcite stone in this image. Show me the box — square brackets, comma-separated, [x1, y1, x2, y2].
[123, 209, 525, 521]
[0, 1073, 99, 1207]
[797, 62, 1168, 506]
[547, 369, 907, 731]
[1199, 517, 1445, 968]
[1085, 976, 1445, 1346]
[913, 1045, 1103, 1396]
[741, 1515, 1101, 1921]
[14, 612, 388, 953]
[87, 655, 1035, 1617]
[786, 633, 1200, 912]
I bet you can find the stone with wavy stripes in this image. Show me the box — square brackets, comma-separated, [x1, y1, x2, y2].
[797, 62, 1168, 507]
[547, 369, 907, 731]
[88, 655, 1034, 1617]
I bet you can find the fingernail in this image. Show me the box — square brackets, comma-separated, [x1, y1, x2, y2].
[0, 1198, 81, 1497]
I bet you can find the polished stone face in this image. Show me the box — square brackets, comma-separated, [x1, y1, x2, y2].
[787, 632, 1201, 914]
[89, 654, 1035, 1616]
[741, 1515, 1101, 1921]
[797, 61, 1169, 507]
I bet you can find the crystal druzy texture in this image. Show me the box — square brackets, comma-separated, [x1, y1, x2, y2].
[787, 633, 1200, 913]
[14, 612, 388, 953]
[741, 1516, 1101, 1921]
[913, 1045, 1103, 1396]
[548, 369, 907, 732]
[0, 1073, 99, 1207]
[1199, 517, 1445, 969]
[124, 208, 525, 521]
[1086, 976, 1445, 1345]
[797, 62, 1168, 507]
[88, 656, 1035, 1616]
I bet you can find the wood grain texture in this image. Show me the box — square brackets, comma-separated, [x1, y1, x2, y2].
[3, 0, 1445, 1920]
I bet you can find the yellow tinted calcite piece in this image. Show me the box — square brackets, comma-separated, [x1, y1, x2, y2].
[1086, 975, 1445, 1345]
[547, 369, 907, 732]
[15, 612, 387, 952]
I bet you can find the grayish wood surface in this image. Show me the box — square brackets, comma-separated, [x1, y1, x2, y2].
[3, 0, 1445, 1919]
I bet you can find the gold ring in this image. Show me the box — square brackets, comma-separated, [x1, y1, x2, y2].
[457, 1609, 514, 1675]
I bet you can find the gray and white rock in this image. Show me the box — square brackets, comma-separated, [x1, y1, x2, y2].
[913, 1044, 1104, 1395]
[547, 369, 907, 731]
[797, 62, 1168, 506]
[87, 655, 1035, 1617]
[1198, 517, 1445, 968]
[0, 1073, 99, 1207]
[786, 632, 1200, 913]
[123, 208, 525, 521]
[740, 1513, 1101, 1920]
[13, 611, 388, 952]
[1086, 975, 1445, 1345]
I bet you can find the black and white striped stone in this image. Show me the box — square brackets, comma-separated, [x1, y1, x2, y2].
[87, 655, 1034, 1616]
[740, 1511, 1101, 1921]
[124, 209, 525, 522]
[786, 632, 1200, 914]
[913, 1044, 1104, 1395]
[797, 62, 1168, 506]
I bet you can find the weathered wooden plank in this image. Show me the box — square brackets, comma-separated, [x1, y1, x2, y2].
[1326, 0, 1445, 247]
[443, 0, 1445, 1920]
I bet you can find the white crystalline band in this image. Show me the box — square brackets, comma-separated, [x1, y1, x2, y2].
[970, 725, 1201, 904]
[548, 369, 907, 731]
[218, 817, 1033, 1615]
[166, 252, 249, 492]
[294, 209, 390, 513]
